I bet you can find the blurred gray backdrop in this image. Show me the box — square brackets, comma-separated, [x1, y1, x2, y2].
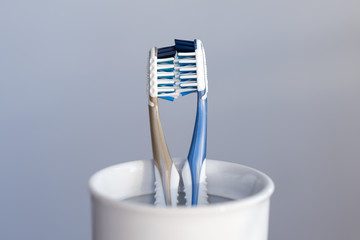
[1, 0, 359, 239]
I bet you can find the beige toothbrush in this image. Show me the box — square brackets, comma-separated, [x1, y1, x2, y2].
[148, 47, 179, 206]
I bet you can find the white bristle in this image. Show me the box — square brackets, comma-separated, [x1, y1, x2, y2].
[180, 88, 196, 93]
[180, 75, 197, 80]
[178, 52, 196, 57]
[179, 59, 196, 64]
[179, 67, 197, 72]
[158, 79, 175, 85]
[180, 82, 197, 87]
[158, 92, 178, 97]
[157, 72, 175, 77]
[157, 57, 174, 63]
[195, 39, 207, 92]
[158, 87, 175, 93]
[157, 64, 174, 70]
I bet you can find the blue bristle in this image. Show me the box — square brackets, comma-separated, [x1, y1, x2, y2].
[159, 96, 174, 101]
[181, 91, 196, 96]
[181, 87, 197, 90]
[180, 76, 197, 81]
[178, 63, 196, 67]
[158, 76, 174, 79]
[178, 55, 195, 59]
[158, 90, 175, 94]
[180, 78, 197, 81]
[157, 68, 174, 72]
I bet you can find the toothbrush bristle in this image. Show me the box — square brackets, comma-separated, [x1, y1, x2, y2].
[174, 39, 195, 52]
[151, 39, 206, 101]
[181, 91, 196, 96]
[175, 39, 198, 95]
[157, 46, 176, 59]
[159, 96, 175, 101]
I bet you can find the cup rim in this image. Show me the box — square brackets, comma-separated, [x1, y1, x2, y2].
[88, 159, 275, 216]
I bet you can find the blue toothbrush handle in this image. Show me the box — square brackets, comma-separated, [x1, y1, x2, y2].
[187, 90, 207, 205]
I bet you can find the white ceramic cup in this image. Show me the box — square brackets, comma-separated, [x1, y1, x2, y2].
[89, 159, 274, 240]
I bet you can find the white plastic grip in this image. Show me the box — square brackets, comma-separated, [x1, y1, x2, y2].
[195, 40, 206, 92]
[149, 47, 158, 98]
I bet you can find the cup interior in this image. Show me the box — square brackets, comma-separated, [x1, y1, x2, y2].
[89, 159, 274, 207]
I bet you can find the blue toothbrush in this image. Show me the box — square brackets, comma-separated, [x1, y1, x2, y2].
[174, 39, 208, 205]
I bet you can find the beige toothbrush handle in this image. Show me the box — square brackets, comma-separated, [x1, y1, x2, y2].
[148, 96, 173, 205]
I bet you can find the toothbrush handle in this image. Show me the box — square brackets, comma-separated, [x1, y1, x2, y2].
[188, 91, 207, 205]
[148, 97, 173, 205]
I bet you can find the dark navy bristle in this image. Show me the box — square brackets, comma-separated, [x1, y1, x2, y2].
[181, 91, 196, 96]
[157, 46, 176, 59]
[159, 96, 175, 101]
[174, 39, 195, 52]
[175, 39, 194, 47]
[157, 46, 175, 53]
[175, 45, 195, 52]
[157, 50, 176, 58]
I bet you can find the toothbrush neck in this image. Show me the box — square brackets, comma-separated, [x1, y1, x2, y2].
[187, 90, 207, 164]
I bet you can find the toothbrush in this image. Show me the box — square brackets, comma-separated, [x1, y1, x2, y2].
[148, 39, 208, 206]
[148, 46, 180, 207]
[176, 39, 208, 205]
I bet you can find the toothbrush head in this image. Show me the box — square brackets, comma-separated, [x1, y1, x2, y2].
[148, 47, 179, 102]
[176, 39, 208, 99]
[148, 39, 208, 102]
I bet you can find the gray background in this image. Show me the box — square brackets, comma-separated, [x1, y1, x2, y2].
[1, 0, 359, 239]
